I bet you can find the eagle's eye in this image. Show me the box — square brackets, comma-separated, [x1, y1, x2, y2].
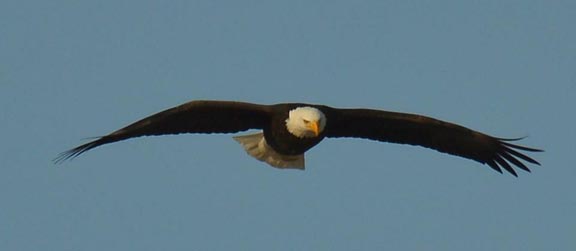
[302, 119, 310, 124]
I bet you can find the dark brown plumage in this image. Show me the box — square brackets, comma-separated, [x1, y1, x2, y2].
[55, 100, 542, 176]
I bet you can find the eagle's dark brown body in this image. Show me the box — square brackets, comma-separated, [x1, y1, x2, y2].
[265, 103, 327, 155]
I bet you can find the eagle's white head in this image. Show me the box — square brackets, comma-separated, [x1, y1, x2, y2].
[285, 106, 327, 138]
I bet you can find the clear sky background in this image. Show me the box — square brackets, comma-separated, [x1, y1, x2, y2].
[1, 0, 574, 250]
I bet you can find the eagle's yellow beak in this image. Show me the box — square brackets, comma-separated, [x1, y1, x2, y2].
[308, 120, 320, 136]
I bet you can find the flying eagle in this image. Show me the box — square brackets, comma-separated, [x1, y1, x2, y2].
[55, 100, 542, 176]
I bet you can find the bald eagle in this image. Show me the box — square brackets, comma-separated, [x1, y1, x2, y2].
[55, 100, 542, 176]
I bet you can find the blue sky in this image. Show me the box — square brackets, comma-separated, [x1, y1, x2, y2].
[1, 0, 574, 250]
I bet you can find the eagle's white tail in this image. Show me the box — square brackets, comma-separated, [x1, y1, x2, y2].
[233, 132, 304, 169]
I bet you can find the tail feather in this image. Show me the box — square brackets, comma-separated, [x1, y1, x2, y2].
[233, 132, 305, 169]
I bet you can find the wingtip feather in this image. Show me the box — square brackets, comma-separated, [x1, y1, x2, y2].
[53, 138, 109, 164]
[480, 137, 542, 176]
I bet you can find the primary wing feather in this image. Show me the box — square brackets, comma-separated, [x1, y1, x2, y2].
[323, 108, 541, 176]
[55, 100, 271, 162]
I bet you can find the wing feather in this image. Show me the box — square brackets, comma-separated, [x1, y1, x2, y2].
[499, 151, 530, 173]
[485, 159, 503, 174]
[323, 108, 542, 176]
[55, 100, 271, 162]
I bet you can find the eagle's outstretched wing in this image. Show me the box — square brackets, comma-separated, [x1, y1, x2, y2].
[324, 108, 542, 176]
[55, 100, 271, 163]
